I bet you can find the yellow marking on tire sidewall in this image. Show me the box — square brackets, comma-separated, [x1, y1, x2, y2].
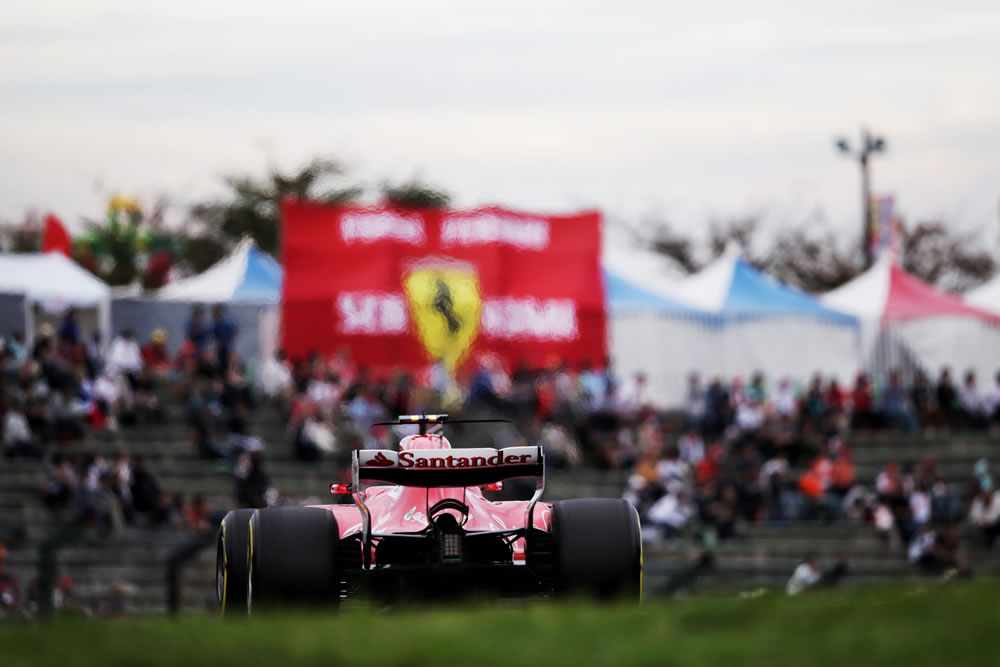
[634, 506, 644, 603]
[220, 520, 227, 614]
[247, 515, 254, 613]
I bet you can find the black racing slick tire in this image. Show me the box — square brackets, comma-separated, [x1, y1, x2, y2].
[217, 509, 255, 614]
[552, 498, 643, 600]
[248, 507, 340, 611]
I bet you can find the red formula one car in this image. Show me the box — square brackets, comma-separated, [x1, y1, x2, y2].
[217, 415, 642, 611]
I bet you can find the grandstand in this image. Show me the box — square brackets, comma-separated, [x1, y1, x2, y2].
[2, 405, 997, 615]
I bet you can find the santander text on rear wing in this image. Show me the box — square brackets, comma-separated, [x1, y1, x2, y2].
[353, 446, 543, 488]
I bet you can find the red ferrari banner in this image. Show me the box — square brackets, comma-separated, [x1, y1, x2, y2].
[281, 201, 606, 374]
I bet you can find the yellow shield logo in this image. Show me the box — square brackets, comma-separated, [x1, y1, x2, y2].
[403, 261, 481, 374]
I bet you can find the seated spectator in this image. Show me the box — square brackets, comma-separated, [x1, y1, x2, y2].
[167, 494, 191, 532]
[0, 543, 22, 614]
[50, 383, 86, 442]
[759, 451, 790, 521]
[234, 449, 270, 509]
[646, 488, 694, 539]
[306, 364, 340, 413]
[58, 309, 81, 348]
[987, 371, 1000, 426]
[110, 452, 134, 523]
[772, 378, 797, 417]
[876, 462, 907, 508]
[969, 486, 1000, 549]
[212, 304, 239, 371]
[129, 456, 161, 516]
[685, 372, 707, 428]
[187, 381, 227, 461]
[538, 420, 583, 469]
[786, 553, 848, 596]
[106, 329, 142, 385]
[131, 365, 163, 423]
[258, 349, 293, 400]
[41, 453, 78, 511]
[936, 367, 960, 427]
[84, 331, 103, 379]
[908, 524, 964, 575]
[958, 370, 989, 429]
[850, 372, 878, 430]
[3, 397, 42, 459]
[348, 385, 387, 450]
[881, 370, 917, 432]
[909, 482, 932, 529]
[141, 329, 172, 376]
[701, 483, 739, 541]
[829, 448, 856, 498]
[824, 378, 848, 423]
[677, 426, 705, 466]
[734, 393, 766, 438]
[702, 377, 731, 438]
[186, 494, 216, 532]
[7, 331, 27, 361]
[185, 305, 210, 353]
[288, 398, 335, 462]
[910, 370, 941, 430]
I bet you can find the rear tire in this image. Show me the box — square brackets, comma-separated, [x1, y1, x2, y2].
[217, 509, 255, 614]
[552, 498, 642, 600]
[248, 507, 340, 611]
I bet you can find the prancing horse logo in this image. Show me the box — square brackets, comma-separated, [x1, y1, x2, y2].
[403, 260, 481, 374]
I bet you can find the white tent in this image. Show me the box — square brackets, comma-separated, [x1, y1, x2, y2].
[822, 256, 1000, 383]
[0, 252, 111, 344]
[965, 276, 1000, 316]
[156, 238, 282, 305]
[606, 247, 860, 407]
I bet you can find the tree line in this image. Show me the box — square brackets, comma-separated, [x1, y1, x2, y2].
[0, 156, 994, 294]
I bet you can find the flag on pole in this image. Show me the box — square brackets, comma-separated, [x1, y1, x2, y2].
[869, 196, 901, 263]
[42, 214, 72, 257]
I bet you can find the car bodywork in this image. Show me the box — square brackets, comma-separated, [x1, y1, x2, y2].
[309, 425, 557, 600]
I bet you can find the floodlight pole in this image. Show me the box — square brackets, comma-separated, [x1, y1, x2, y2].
[835, 128, 887, 269]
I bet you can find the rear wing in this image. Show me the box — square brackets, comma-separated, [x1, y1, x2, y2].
[352, 446, 543, 488]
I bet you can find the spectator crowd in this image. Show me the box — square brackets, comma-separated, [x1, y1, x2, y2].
[2, 304, 999, 613]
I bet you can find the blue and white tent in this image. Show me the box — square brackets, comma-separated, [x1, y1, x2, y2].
[110, 239, 283, 368]
[157, 238, 283, 305]
[605, 246, 861, 406]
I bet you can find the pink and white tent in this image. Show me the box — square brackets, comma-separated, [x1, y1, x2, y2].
[822, 256, 1000, 382]
[964, 275, 1000, 317]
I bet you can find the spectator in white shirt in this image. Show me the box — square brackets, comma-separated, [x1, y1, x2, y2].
[909, 484, 932, 527]
[969, 488, 1000, 549]
[106, 330, 142, 381]
[786, 555, 821, 596]
[258, 350, 293, 399]
[677, 427, 705, 466]
[656, 447, 691, 491]
[3, 398, 42, 459]
[686, 372, 706, 426]
[618, 372, 650, 417]
[306, 366, 340, 414]
[786, 554, 847, 595]
[647, 489, 694, 539]
[958, 370, 988, 428]
[772, 378, 797, 417]
[735, 394, 765, 433]
[986, 371, 1000, 423]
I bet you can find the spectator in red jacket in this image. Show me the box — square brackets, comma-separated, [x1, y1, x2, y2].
[141, 329, 171, 375]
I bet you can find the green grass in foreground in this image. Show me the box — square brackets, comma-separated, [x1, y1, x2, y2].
[4, 582, 1000, 667]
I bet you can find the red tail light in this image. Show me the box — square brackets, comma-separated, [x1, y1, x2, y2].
[330, 483, 353, 495]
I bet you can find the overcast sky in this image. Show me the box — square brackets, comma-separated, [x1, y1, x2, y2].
[2, 0, 998, 244]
